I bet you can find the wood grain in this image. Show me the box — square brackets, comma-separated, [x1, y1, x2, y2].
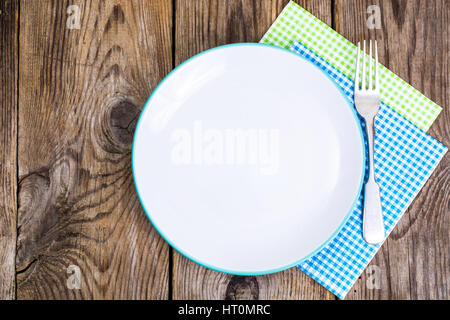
[0, 0, 447, 300]
[172, 0, 335, 300]
[0, 0, 18, 300]
[16, 0, 172, 299]
[335, 0, 449, 300]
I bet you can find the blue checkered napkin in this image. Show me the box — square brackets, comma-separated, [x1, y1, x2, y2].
[290, 41, 448, 299]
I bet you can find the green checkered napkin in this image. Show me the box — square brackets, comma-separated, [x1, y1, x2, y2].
[260, 1, 442, 132]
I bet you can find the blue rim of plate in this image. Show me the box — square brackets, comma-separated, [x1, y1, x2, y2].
[132, 42, 366, 276]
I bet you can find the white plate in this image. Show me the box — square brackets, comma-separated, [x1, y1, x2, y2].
[132, 43, 365, 275]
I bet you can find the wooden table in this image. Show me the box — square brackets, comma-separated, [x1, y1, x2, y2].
[0, 0, 448, 300]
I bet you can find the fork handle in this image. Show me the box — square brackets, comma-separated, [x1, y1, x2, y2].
[363, 118, 385, 244]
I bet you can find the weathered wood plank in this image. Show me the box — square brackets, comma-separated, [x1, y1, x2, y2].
[0, 0, 18, 300]
[336, 0, 449, 300]
[402, 0, 449, 300]
[17, 0, 172, 299]
[172, 0, 335, 300]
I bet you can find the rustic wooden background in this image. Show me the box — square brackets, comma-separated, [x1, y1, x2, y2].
[0, 0, 448, 300]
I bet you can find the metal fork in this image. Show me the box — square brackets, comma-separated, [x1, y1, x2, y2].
[354, 40, 385, 244]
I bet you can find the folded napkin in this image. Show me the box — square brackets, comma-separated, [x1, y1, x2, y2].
[289, 41, 447, 298]
[261, 1, 442, 132]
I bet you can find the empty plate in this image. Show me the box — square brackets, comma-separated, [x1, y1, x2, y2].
[132, 43, 365, 275]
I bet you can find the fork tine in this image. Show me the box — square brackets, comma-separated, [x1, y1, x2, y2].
[375, 40, 379, 90]
[369, 40, 373, 90]
[362, 40, 366, 90]
[355, 42, 360, 90]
